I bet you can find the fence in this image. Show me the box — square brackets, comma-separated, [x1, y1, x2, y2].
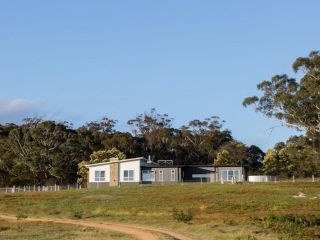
[0, 176, 318, 193]
[0, 184, 83, 193]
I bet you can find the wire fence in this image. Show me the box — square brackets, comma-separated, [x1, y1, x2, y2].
[0, 184, 83, 193]
[0, 176, 318, 193]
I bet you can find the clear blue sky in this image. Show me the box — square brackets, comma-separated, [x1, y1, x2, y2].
[1, 1, 319, 150]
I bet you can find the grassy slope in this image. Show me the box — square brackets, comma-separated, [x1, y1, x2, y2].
[0, 182, 319, 240]
[0, 219, 135, 240]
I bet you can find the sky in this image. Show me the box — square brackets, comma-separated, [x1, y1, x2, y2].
[0, 1, 319, 150]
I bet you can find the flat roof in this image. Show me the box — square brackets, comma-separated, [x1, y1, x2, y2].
[86, 157, 247, 168]
[142, 164, 246, 168]
[86, 157, 147, 167]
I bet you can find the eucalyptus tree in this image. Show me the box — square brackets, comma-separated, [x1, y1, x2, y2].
[243, 51, 320, 137]
[127, 108, 174, 160]
[244, 50, 320, 173]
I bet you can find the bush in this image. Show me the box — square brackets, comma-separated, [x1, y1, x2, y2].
[234, 235, 258, 240]
[251, 214, 320, 239]
[172, 208, 193, 223]
[73, 211, 83, 219]
[16, 213, 28, 220]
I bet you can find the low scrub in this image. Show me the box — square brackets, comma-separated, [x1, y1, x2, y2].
[16, 213, 28, 220]
[251, 214, 320, 239]
[172, 208, 193, 223]
[73, 211, 83, 219]
[234, 235, 258, 240]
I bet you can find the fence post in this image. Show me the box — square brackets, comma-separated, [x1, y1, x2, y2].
[79, 185, 82, 190]
[24, 186, 26, 192]
[201, 177, 203, 185]
[292, 176, 295, 183]
[12, 186, 15, 193]
[68, 185, 70, 190]
[312, 175, 315, 182]
[181, 178, 184, 185]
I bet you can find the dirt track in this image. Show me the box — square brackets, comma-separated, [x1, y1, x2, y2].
[0, 214, 192, 240]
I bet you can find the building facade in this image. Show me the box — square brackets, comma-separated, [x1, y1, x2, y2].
[86, 157, 246, 188]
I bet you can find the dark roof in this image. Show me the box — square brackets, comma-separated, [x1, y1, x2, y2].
[143, 163, 247, 168]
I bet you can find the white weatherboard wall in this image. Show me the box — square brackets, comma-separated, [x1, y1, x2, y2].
[119, 160, 141, 182]
[88, 165, 110, 182]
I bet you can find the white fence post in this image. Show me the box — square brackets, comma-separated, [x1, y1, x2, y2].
[312, 175, 315, 182]
[292, 176, 295, 183]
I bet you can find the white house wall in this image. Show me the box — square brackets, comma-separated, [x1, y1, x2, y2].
[88, 165, 110, 182]
[119, 160, 141, 182]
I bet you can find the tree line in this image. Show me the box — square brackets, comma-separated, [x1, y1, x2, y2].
[0, 110, 264, 186]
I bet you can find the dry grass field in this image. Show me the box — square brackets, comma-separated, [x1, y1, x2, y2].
[0, 182, 319, 240]
[0, 219, 135, 240]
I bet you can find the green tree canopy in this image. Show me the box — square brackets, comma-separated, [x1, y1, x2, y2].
[243, 51, 320, 137]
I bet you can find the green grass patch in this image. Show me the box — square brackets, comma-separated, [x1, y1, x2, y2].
[0, 182, 319, 239]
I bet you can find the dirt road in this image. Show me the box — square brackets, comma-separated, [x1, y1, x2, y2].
[0, 214, 192, 240]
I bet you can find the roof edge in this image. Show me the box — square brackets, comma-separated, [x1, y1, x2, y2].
[86, 157, 147, 167]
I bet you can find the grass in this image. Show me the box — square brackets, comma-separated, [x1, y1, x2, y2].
[0, 219, 135, 240]
[0, 182, 319, 239]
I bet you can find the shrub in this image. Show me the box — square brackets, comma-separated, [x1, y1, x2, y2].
[16, 213, 28, 220]
[73, 211, 83, 219]
[172, 208, 193, 223]
[251, 214, 320, 239]
[234, 235, 258, 240]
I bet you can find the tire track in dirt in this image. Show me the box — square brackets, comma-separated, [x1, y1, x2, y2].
[0, 214, 192, 240]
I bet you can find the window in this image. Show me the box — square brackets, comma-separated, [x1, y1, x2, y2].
[159, 170, 164, 182]
[95, 170, 105, 181]
[123, 170, 134, 181]
[142, 170, 155, 182]
[171, 169, 176, 182]
[221, 170, 240, 182]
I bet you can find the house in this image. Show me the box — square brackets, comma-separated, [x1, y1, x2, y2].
[86, 157, 246, 188]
